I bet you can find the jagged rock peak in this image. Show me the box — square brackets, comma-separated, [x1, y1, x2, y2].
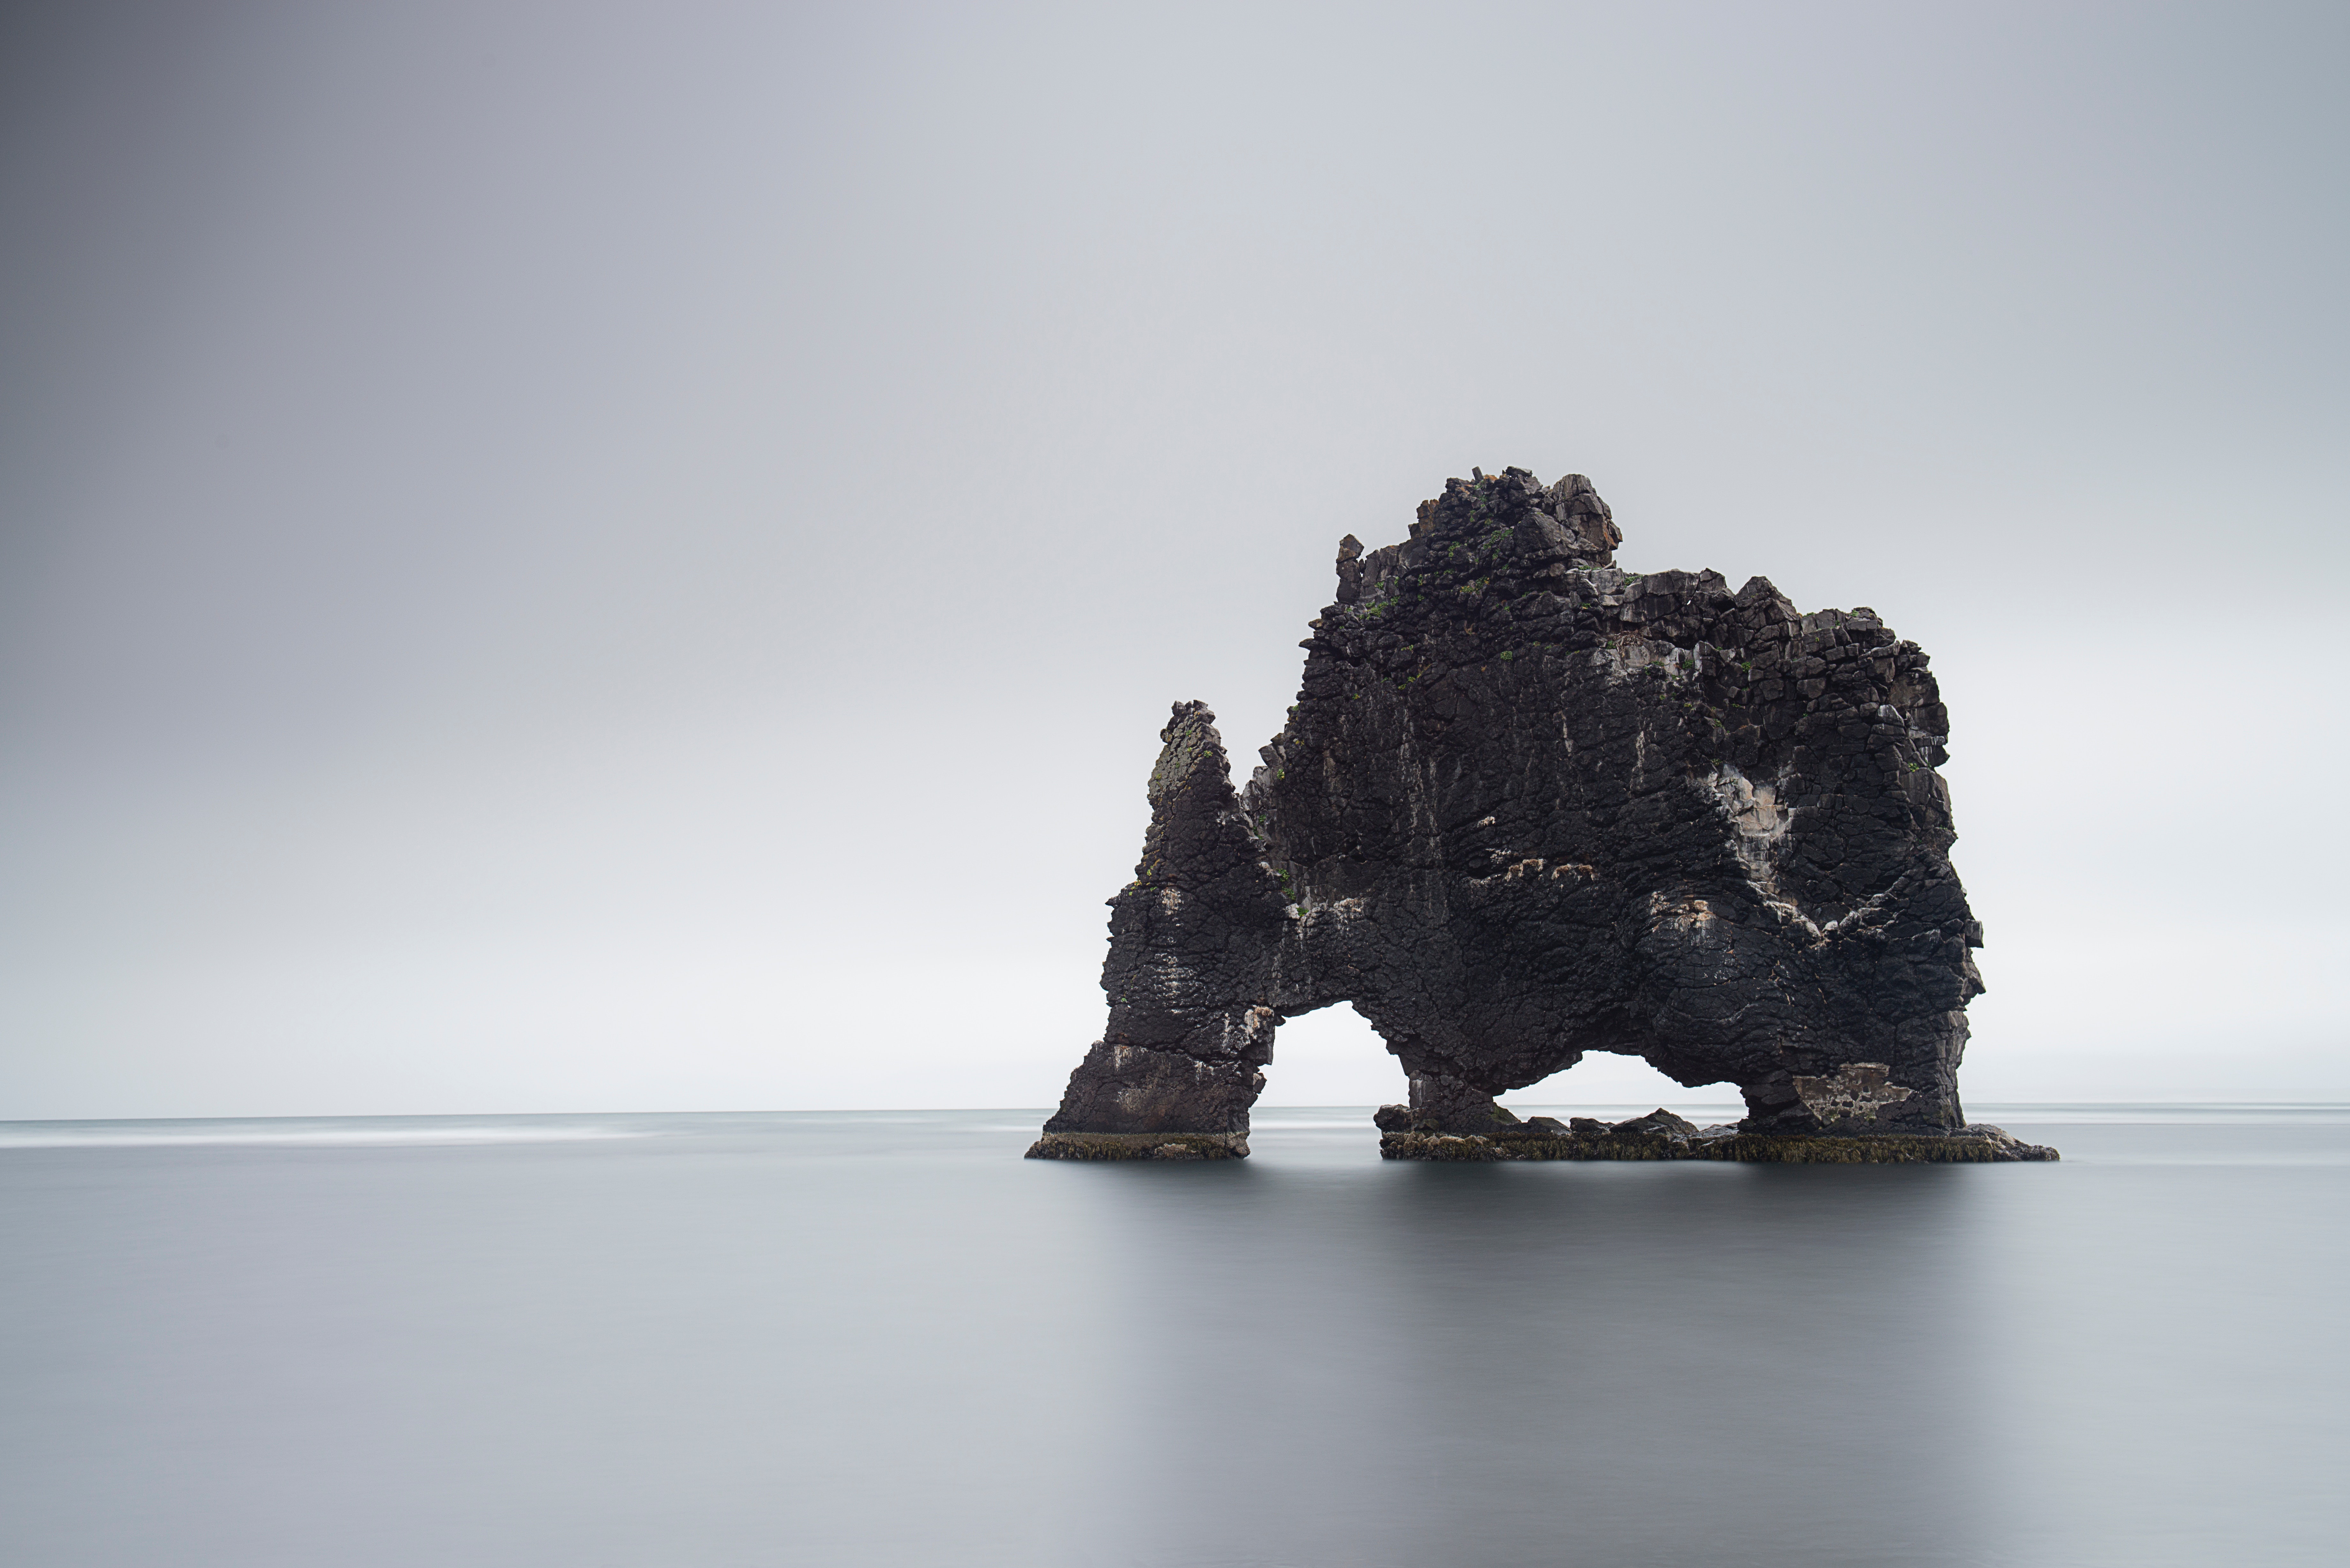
[1339, 468, 1620, 607]
[1408, 467, 1618, 559]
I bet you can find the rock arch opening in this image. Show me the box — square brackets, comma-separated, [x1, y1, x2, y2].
[1503, 1053, 1742, 1126]
[1260, 1004, 1408, 1108]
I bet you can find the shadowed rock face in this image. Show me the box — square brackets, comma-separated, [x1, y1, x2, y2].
[1037, 467, 1999, 1155]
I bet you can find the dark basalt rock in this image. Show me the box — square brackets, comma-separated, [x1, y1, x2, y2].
[1027, 467, 2055, 1164]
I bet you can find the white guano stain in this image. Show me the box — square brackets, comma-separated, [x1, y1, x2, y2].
[1791, 1063, 1914, 1123]
[1706, 760, 1820, 940]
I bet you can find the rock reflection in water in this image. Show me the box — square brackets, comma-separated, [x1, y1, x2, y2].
[1058, 1156, 1992, 1568]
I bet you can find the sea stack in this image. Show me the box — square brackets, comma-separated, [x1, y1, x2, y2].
[1029, 468, 2054, 1163]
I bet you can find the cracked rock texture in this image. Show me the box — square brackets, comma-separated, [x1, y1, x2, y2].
[1032, 467, 2023, 1159]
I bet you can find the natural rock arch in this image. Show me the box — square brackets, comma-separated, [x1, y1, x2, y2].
[1029, 468, 2052, 1163]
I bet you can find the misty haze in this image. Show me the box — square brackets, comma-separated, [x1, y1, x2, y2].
[2, 3, 2343, 1565]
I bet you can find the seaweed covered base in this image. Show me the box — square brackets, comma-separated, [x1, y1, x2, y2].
[1022, 1113, 2057, 1163]
[1024, 1131, 1250, 1161]
[1376, 1108, 2057, 1163]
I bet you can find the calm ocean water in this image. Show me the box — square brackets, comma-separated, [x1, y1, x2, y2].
[1, 1105, 2343, 1567]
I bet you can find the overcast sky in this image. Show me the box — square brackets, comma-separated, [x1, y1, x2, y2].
[2, 0, 2344, 1118]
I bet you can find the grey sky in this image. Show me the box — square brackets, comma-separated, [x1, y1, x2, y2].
[3, 0, 2344, 1116]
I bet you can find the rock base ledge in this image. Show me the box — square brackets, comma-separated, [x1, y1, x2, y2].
[1024, 1131, 1250, 1161]
[1379, 1123, 2058, 1164]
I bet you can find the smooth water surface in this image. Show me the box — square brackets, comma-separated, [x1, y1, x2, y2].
[2, 1107, 2344, 1567]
